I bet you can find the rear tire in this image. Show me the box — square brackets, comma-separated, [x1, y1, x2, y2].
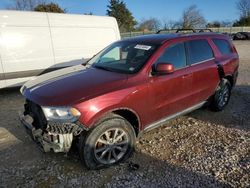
[211, 79, 232, 111]
[79, 114, 136, 170]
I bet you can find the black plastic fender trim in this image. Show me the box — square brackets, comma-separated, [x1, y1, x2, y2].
[215, 61, 225, 79]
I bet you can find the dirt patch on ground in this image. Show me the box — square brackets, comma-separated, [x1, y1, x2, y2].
[0, 41, 249, 187]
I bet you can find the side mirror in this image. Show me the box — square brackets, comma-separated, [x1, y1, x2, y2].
[154, 63, 174, 75]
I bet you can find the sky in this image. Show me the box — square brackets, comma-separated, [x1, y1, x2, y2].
[0, 0, 240, 23]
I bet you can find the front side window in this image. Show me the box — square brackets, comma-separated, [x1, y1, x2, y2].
[186, 39, 214, 65]
[87, 41, 158, 74]
[155, 42, 186, 69]
[212, 39, 233, 55]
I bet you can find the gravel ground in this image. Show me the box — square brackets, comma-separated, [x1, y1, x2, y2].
[0, 41, 250, 188]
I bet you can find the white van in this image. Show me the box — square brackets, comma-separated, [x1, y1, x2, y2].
[0, 10, 120, 89]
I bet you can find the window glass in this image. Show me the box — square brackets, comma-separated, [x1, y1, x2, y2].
[186, 40, 214, 64]
[212, 39, 233, 55]
[88, 42, 158, 74]
[156, 43, 186, 69]
[100, 47, 120, 63]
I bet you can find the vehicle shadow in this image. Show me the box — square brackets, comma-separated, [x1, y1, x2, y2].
[188, 85, 250, 132]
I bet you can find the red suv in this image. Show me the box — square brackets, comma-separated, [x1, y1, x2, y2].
[20, 32, 239, 169]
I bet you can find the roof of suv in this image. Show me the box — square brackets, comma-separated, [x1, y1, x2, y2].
[122, 33, 228, 45]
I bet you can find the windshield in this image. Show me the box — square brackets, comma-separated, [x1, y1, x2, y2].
[87, 41, 158, 74]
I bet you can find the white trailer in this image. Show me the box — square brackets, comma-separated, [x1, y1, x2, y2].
[0, 10, 120, 88]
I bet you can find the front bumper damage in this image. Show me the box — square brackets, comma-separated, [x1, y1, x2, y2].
[19, 113, 85, 153]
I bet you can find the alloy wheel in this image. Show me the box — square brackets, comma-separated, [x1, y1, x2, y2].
[218, 84, 230, 108]
[94, 128, 129, 165]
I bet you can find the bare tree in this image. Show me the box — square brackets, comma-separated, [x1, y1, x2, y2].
[182, 5, 206, 29]
[8, 0, 46, 11]
[237, 0, 250, 18]
[138, 18, 162, 31]
[161, 19, 182, 29]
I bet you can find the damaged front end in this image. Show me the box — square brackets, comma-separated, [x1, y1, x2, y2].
[20, 100, 85, 153]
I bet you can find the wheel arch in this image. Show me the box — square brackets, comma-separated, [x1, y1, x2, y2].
[112, 108, 141, 136]
[91, 107, 141, 136]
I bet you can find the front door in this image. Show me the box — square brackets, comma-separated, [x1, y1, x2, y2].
[147, 42, 194, 122]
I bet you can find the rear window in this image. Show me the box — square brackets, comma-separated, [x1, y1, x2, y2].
[186, 39, 214, 65]
[212, 39, 233, 55]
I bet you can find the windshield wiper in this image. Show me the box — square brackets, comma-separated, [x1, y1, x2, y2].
[93, 64, 113, 72]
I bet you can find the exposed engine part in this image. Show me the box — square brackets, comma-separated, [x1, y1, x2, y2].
[20, 113, 85, 153]
[46, 121, 84, 136]
[21, 100, 86, 152]
[32, 128, 73, 153]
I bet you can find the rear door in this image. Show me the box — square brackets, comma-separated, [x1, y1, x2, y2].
[185, 39, 219, 104]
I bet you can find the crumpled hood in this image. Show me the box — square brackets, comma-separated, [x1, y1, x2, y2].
[21, 65, 128, 106]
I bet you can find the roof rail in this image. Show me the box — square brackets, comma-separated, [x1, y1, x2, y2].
[156, 29, 174, 34]
[156, 28, 213, 34]
[176, 29, 196, 33]
[156, 29, 196, 34]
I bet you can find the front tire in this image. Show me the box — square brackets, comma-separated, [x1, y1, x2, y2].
[211, 79, 232, 111]
[79, 114, 136, 169]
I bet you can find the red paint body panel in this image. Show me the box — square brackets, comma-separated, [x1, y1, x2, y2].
[23, 67, 128, 106]
[188, 60, 219, 104]
[148, 68, 193, 122]
[22, 33, 239, 132]
[75, 78, 150, 129]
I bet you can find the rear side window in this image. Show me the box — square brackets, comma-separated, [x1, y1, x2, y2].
[212, 39, 233, 55]
[186, 40, 214, 65]
[156, 42, 186, 69]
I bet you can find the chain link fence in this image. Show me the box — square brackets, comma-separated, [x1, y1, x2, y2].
[121, 27, 250, 38]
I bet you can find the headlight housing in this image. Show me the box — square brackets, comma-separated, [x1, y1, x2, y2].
[42, 106, 81, 122]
